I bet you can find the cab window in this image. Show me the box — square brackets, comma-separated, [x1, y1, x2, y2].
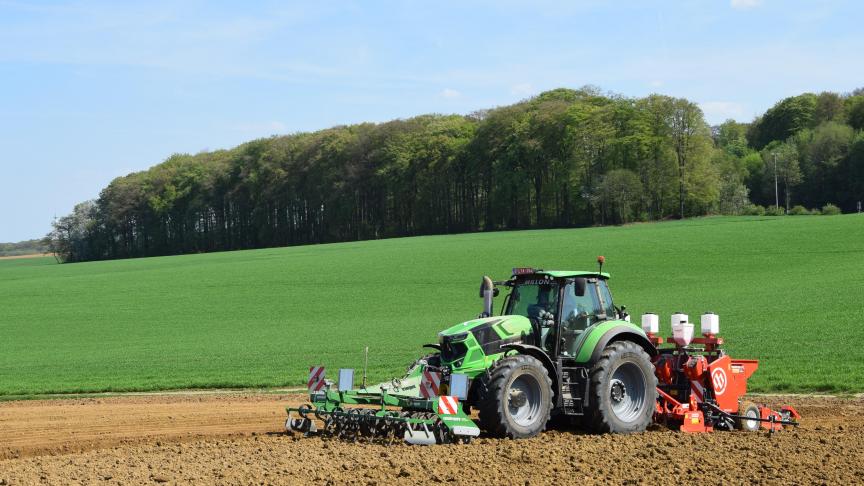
[560, 280, 602, 332]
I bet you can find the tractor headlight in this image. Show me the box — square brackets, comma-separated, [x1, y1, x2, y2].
[441, 333, 469, 364]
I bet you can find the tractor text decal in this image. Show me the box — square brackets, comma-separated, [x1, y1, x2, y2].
[520, 279, 551, 286]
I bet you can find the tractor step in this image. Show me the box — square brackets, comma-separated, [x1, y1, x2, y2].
[559, 366, 589, 415]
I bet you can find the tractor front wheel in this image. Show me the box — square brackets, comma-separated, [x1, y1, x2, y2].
[477, 355, 553, 439]
[585, 341, 657, 433]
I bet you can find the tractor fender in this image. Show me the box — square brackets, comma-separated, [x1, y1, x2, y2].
[500, 343, 559, 401]
[588, 326, 658, 364]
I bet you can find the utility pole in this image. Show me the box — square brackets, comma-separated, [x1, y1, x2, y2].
[773, 152, 779, 210]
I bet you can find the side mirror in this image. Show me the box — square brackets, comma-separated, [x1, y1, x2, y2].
[479, 276, 494, 297]
[574, 278, 586, 297]
[618, 305, 629, 321]
[479, 276, 495, 317]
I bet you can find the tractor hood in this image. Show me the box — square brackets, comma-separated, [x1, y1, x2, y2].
[438, 315, 532, 339]
[437, 315, 534, 373]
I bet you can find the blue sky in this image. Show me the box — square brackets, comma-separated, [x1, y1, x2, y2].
[1, 0, 862, 242]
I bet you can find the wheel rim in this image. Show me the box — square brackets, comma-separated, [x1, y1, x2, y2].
[745, 409, 758, 430]
[609, 362, 647, 423]
[507, 374, 542, 427]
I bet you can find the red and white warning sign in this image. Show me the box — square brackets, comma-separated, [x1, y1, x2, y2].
[437, 395, 459, 415]
[690, 379, 705, 402]
[419, 369, 441, 398]
[308, 366, 326, 392]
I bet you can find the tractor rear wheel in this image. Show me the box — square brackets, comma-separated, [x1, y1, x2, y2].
[585, 341, 657, 433]
[476, 355, 553, 439]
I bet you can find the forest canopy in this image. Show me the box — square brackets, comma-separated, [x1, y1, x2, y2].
[48, 87, 864, 262]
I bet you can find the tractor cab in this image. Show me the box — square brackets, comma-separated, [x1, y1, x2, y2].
[502, 269, 621, 357]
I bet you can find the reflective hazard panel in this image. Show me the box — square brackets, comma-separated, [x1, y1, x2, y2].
[437, 396, 459, 415]
[420, 370, 441, 398]
[308, 366, 326, 392]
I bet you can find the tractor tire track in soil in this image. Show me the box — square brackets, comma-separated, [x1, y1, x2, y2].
[1, 393, 862, 484]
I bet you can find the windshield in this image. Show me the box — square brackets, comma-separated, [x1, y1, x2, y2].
[505, 281, 559, 319]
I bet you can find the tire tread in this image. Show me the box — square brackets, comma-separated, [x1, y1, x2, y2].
[585, 341, 657, 434]
[476, 355, 553, 439]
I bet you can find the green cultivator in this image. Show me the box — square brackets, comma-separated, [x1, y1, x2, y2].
[286, 389, 479, 445]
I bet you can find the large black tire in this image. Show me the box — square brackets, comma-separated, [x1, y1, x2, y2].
[584, 341, 657, 433]
[476, 355, 553, 439]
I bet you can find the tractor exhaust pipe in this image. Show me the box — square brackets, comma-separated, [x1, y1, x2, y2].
[479, 276, 494, 317]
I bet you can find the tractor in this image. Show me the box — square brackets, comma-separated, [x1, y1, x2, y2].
[435, 264, 657, 438]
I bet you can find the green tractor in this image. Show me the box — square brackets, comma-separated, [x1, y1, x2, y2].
[287, 260, 658, 443]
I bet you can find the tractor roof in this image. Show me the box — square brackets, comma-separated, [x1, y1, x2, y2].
[511, 268, 609, 279]
[537, 270, 609, 279]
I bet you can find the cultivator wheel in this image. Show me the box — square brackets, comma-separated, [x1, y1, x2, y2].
[736, 401, 761, 432]
[285, 404, 318, 435]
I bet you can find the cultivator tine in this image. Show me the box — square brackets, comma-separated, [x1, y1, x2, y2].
[285, 404, 463, 445]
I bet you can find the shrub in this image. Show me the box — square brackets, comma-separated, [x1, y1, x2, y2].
[821, 203, 842, 215]
[764, 205, 786, 216]
[743, 204, 765, 216]
[789, 205, 811, 215]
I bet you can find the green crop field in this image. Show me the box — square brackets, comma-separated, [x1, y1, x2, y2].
[2, 215, 863, 397]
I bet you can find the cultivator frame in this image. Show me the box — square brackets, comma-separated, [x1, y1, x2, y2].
[286, 387, 479, 445]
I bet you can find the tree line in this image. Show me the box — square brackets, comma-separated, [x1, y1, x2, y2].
[48, 86, 864, 262]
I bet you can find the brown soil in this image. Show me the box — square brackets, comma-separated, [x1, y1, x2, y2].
[0, 253, 50, 260]
[1, 393, 862, 485]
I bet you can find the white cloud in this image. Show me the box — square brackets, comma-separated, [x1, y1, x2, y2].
[510, 83, 535, 96]
[440, 88, 461, 99]
[699, 101, 747, 124]
[731, 0, 762, 10]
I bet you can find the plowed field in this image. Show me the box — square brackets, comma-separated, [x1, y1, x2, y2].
[1, 394, 862, 485]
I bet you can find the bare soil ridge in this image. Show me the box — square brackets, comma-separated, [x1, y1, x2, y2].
[0, 253, 50, 260]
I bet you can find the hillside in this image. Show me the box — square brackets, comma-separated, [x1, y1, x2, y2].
[2, 215, 862, 397]
[0, 239, 49, 257]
